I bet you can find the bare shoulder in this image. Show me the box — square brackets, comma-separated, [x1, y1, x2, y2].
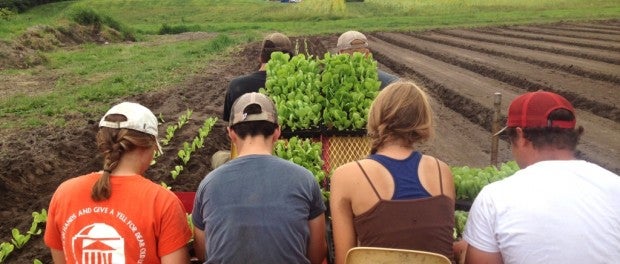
[419, 154, 456, 198]
[331, 159, 381, 184]
[421, 154, 450, 168]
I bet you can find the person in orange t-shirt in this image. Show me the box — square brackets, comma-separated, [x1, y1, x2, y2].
[44, 102, 192, 264]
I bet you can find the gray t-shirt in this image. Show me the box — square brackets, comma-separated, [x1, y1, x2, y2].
[378, 69, 398, 90]
[192, 154, 326, 264]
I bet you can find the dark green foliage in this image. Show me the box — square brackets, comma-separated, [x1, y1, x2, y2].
[70, 7, 135, 41]
[0, 7, 15, 20]
[204, 34, 235, 53]
[158, 23, 202, 35]
[102, 15, 135, 41]
[70, 7, 102, 27]
[0, 0, 70, 13]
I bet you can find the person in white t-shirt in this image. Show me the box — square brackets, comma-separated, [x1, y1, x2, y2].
[463, 91, 620, 264]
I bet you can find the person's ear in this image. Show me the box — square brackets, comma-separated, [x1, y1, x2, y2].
[227, 127, 236, 142]
[363, 48, 371, 57]
[272, 126, 281, 142]
[514, 127, 529, 147]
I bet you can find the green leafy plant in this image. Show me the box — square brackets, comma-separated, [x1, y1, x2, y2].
[454, 210, 468, 239]
[27, 222, 41, 236]
[32, 209, 47, 225]
[178, 142, 192, 165]
[160, 181, 172, 190]
[262, 52, 325, 131]
[33, 259, 43, 264]
[274, 137, 328, 199]
[161, 124, 178, 146]
[452, 161, 519, 200]
[11, 228, 30, 249]
[176, 117, 218, 167]
[321, 52, 380, 131]
[178, 109, 193, 128]
[198, 117, 218, 139]
[262, 51, 380, 131]
[187, 213, 194, 242]
[25, 209, 47, 236]
[170, 165, 183, 180]
[0, 242, 15, 263]
[169, 116, 217, 181]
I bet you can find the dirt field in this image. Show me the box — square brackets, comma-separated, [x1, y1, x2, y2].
[0, 20, 618, 263]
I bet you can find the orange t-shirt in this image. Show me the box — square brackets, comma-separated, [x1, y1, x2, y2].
[44, 173, 192, 264]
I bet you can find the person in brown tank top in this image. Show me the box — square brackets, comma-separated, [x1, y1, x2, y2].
[329, 81, 457, 264]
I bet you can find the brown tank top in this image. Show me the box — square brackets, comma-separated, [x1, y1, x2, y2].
[352, 158, 455, 263]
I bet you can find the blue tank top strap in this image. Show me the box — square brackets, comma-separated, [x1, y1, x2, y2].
[368, 151, 431, 199]
[355, 161, 382, 200]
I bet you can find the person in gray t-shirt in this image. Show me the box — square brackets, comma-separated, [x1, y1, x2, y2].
[192, 92, 327, 264]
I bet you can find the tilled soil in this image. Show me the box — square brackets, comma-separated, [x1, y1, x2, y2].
[0, 20, 618, 263]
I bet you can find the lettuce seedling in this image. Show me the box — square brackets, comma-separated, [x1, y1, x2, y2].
[11, 228, 30, 249]
[0, 242, 15, 262]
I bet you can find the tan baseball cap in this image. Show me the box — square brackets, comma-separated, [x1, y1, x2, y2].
[337, 30, 369, 51]
[229, 93, 278, 126]
[261, 32, 293, 53]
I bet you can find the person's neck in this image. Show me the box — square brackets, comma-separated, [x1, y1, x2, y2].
[105, 149, 150, 176]
[525, 149, 576, 167]
[235, 136, 273, 157]
[375, 141, 415, 160]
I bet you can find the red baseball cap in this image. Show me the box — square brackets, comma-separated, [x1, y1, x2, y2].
[496, 91, 576, 135]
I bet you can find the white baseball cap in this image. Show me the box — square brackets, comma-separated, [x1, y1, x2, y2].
[99, 102, 162, 154]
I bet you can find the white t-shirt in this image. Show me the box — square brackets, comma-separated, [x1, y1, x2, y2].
[463, 160, 620, 264]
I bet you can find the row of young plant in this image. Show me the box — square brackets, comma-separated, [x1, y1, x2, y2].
[260, 51, 381, 132]
[154, 109, 218, 189]
[0, 209, 47, 263]
[171, 116, 218, 181]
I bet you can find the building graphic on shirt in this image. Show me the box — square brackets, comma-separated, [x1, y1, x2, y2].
[72, 223, 125, 264]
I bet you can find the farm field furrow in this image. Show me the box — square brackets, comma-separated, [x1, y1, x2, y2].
[565, 23, 620, 32]
[374, 32, 620, 122]
[417, 31, 620, 84]
[506, 26, 619, 46]
[469, 28, 620, 64]
[442, 28, 620, 59]
[542, 24, 620, 36]
[568, 110, 620, 174]
[424, 97, 512, 168]
[506, 26, 620, 41]
[368, 33, 620, 176]
[368, 35, 520, 127]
